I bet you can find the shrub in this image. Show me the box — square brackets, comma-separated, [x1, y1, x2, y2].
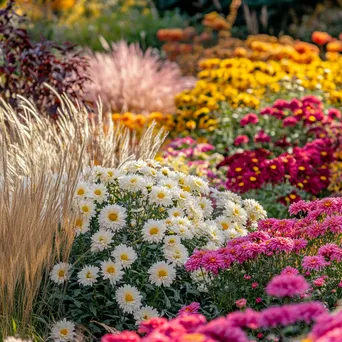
[46, 161, 266, 335]
[84, 41, 194, 114]
[0, 0, 89, 117]
[186, 197, 342, 315]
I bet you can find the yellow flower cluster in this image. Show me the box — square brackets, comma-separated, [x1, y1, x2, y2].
[328, 151, 342, 195]
[173, 56, 342, 134]
[112, 112, 174, 131]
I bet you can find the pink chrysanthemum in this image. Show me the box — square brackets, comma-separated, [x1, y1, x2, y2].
[102, 331, 141, 342]
[267, 237, 294, 254]
[281, 266, 300, 276]
[316, 198, 340, 215]
[318, 243, 341, 260]
[322, 215, 342, 234]
[185, 249, 206, 272]
[201, 251, 225, 274]
[266, 274, 309, 298]
[226, 309, 260, 329]
[177, 302, 200, 316]
[289, 200, 310, 215]
[302, 255, 330, 271]
[260, 302, 327, 328]
[292, 238, 308, 252]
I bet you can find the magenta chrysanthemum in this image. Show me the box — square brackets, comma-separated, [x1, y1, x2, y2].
[266, 274, 309, 298]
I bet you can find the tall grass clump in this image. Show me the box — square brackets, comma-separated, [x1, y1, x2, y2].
[84, 40, 195, 114]
[0, 92, 167, 339]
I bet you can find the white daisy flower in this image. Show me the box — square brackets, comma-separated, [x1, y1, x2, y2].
[100, 259, 124, 285]
[197, 197, 213, 218]
[90, 229, 114, 252]
[148, 261, 176, 287]
[74, 216, 90, 236]
[167, 207, 184, 218]
[112, 244, 137, 269]
[102, 168, 122, 184]
[172, 189, 192, 203]
[49, 318, 76, 342]
[146, 159, 161, 168]
[78, 199, 96, 218]
[206, 223, 225, 246]
[98, 204, 127, 231]
[158, 167, 175, 178]
[115, 285, 142, 314]
[169, 218, 194, 240]
[158, 178, 180, 191]
[77, 265, 99, 286]
[142, 220, 166, 243]
[163, 235, 181, 249]
[242, 198, 267, 221]
[118, 175, 145, 193]
[189, 176, 210, 194]
[225, 201, 248, 225]
[92, 166, 106, 181]
[149, 186, 173, 207]
[89, 184, 108, 203]
[225, 224, 248, 239]
[210, 188, 242, 207]
[140, 166, 158, 177]
[50, 262, 71, 285]
[134, 306, 159, 325]
[183, 200, 204, 222]
[74, 181, 90, 199]
[163, 244, 189, 266]
[216, 215, 233, 232]
[124, 160, 147, 173]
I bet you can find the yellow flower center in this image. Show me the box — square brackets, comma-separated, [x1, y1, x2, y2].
[60, 328, 69, 336]
[58, 270, 65, 278]
[108, 213, 118, 221]
[149, 227, 159, 235]
[94, 189, 102, 196]
[130, 179, 137, 183]
[107, 266, 115, 274]
[298, 166, 305, 171]
[120, 254, 129, 261]
[86, 271, 93, 278]
[270, 165, 277, 170]
[157, 192, 165, 199]
[235, 167, 242, 172]
[77, 188, 85, 195]
[125, 293, 134, 302]
[82, 206, 89, 213]
[158, 269, 168, 277]
[221, 223, 229, 230]
[76, 218, 83, 227]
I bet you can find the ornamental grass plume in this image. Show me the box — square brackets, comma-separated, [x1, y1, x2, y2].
[84, 40, 195, 114]
[0, 92, 167, 339]
[0, 133, 83, 338]
[0, 89, 167, 175]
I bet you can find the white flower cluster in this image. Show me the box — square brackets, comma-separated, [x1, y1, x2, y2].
[49, 160, 266, 331]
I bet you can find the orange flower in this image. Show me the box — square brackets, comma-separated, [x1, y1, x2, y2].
[312, 31, 332, 45]
[327, 40, 342, 53]
[157, 29, 184, 42]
